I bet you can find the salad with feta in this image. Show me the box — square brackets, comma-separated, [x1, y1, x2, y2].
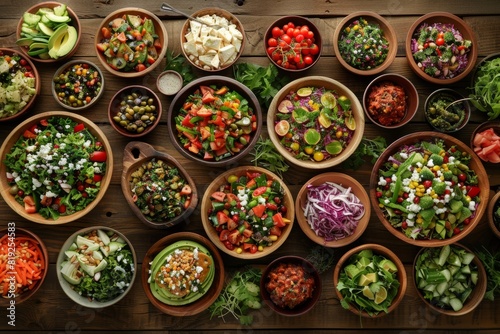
[3, 116, 107, 220]
[375, 138, 481, 240]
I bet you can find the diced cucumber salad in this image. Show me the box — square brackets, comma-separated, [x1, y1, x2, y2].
[60, 229, 135, 302]
[415, 244, 479, 312]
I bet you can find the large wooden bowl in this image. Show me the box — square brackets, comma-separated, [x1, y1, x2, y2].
[0, 111, 113, 224]
[487, 191, 500, 239]
[370, 131, 489, 247]
[295, 172, 370, 247]
[142, 232, 225, 316]
[200, 166, 294, 259]
[267, 76, 364, 169]
[121, 141, 198, 229]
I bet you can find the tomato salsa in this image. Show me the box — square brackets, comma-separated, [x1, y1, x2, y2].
[366, 80, 408, 126]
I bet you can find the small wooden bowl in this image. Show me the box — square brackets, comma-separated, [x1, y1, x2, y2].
[156, 70, 183, 96]
[200, 166, 294, 259]
[108, 85, 162, 138]
[167, 75, 262, 167]
[267, 76, 364, 169]
[405, 12, 477, 85]
[121, 141, 198, 229]
[0, 227, 48, 304]
[52, 60, 105, 111]
[487, 191, 500, 239]
[264, 16, 322, 72]
[0, 48, 40, 122]
[260, 256, 321, 316]
[295, 172, 370, 247]
[424, 88, 470, 133]
[16, 1, 81, 63]
[413, 244, 487, 316]
[363, 73, 419, 129]
[333, 243, 407, 318]
[370, 131, 489, 247]
[334, 11, 397, 76]
[0, 111, 113, 225]
[470, 120, 500, 164]
[142, 232, 225, 316]
[180, 7, 245, 72]
[95, 7, 167, 78]
[56, 226, 137, 308]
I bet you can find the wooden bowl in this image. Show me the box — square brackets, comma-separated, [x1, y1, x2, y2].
[0, 48, 40, 122]
[180, 7, 245, 72]
[260, 256, 321, 316]
[52, 60, 104, 111]
[108, 85, 162, 138]
[0, 227, 48, 304]
[333, 11, 397, 76]
[121, 141, 198, 229]
[156, 70, 183, 96]
[200, 166, 294, 259]
[267, 76, 364, 169]
[363, 73, 419, 128]
[0, 111, 113, 225]
[470, 121, 500, 163]
[370, 131, 489, 247]
[56, 226, 137, 308]
[295, 172, 370, 247]
[142, 232, 225, 316]
[424, 88, 470, 133]
[405, 12, 477, 85]
[95, 7, 167, 78]
[333, 243, 407, 318]
[264, 16, 322, 72]
[16, 1, 81, 63]
[487, 191, 500, 239]
[413, 244, 487, 316]
[167, 75, 262, 167]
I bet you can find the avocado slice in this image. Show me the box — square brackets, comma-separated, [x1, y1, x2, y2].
[60, 260, 82, 285]
[75, 235, 99, 252]
[45, 12, 70, 24]
[37, 21, 54, 36]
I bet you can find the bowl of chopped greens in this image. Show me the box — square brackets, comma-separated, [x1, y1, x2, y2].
[334, 243, 407, 318]
[56, 226, 137, 308]
[142, 231, 225, 316]
[333, 11, 397, 76]
[469, 52, 500, 120]
[487, 191, 500, 239]
[414, 243, 487, 316]
[0, 48, 40, 122]
[370, 131, 489, 247]
[424, 88, 470, 133]
[406, 12, 477, 84]
[267, 76, 364, 169]
[121, 141, 198, 229]
[167, 75, 262, 167]
[0, 111, 113, 224]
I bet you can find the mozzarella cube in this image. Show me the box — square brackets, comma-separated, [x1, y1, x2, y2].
[183, 40, 198, 56]
[200, 25, 211, 38]
[232, 36, 242, 52]
[210, 54, 220, 68]
[199, 53, 216, 67]
[203, 36, 222, 50]
[189, 20, 202, 38]
[217, 27, 233, 43]
[228, 25, 243, 40]
[185, 31, 195, 43]
[219, 44, 236, 64]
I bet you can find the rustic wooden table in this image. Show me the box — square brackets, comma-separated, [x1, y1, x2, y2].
[1, 0, 500, 332]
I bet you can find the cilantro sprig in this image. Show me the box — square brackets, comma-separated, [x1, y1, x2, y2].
[250, 137, 289, 178]
[164, 50, 196, 84]
[342, 136, 387, 170]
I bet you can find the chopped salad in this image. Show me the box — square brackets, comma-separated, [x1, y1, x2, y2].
[375, 138, 481, 240]
[410, 22, 472, 79]
[3, 117, 107, 220]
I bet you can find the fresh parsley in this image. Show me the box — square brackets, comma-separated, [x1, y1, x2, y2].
[164, 50, 196, 85]
[250, 137, 289, 178]
[342, 136, 387, 170]
[476, 246, 500, 301]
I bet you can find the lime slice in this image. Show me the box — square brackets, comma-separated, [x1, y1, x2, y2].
[325, 141, 343, 155]
[304, 128, 321, 145]
[292, 107, 309, 123]
[297, 87, 312, 97]
[374, 286, 387, 304]
[318, 111, 332, 128]
[321, 92, 337, 109]
[278, 99, 293, 113]
[345, 114, 356, 130]
[274, 120, 290, 136]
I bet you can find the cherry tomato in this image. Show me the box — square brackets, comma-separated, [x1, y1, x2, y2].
[309, 44, 320, 55]
[458, 173, 467, 182]
[453, 227, 461, 235]
[249, 244, 258, 254]
[272, 26, 282, 38]
[295, 34, 304, 43]
[281, 34, 292, 45]
[300, 25, 309, 34]
[268, 37, 278, 47]
[294, 54, 301, 63]
[423, 180, 433, 188]
[304, 55, 313, 65]
[307, 30, 314, 39]
[436, 37, 445, 46]
[224, 240, 235, 250]
[287, 21, 295, 29]
[267, 46, 276, 56]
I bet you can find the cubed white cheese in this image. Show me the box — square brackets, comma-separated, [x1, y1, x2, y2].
[183, 40, 198, 56]
[203, 36, 222, 50]
[219, 44, 235, 64]
[217, 27, 233, 43]
[189, 20, 202, 38]
[229, 25, 243, 40]
[199, 53, 216, 66]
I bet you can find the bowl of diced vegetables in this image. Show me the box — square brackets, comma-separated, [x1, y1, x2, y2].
[0, 227, 48, 304]
[413, 243, 487, 316]
[94, 7, 167, 77]
[405, 12, 477, 85]
[295, 172, 370, 247]
[200, 166, 294, 259]
[370, 131, 489, 247]
[167, 75, 262, 167]
[56, 226, 137, 308]
[0, 48, 40, 122]
[333, 243, 407, 318]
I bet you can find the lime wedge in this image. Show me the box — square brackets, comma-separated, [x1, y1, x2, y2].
[297, 87, 312, 97]
[325, 141, 343, 155]
[274, 120, 290, 136]
[345, 114, 356, 130]
[374, 286, 387, 304]
[321, 92, 337, 109]
[278, 99, 293, 113]
[304, 128, 321, 145]
[362, 286, 375, 300]
[318, 111, 332, 128]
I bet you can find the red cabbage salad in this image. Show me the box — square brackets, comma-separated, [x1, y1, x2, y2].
[375, 139, 481, 240]
[303, 182, 365, 241]
[273, 86, 356, 162]
[410, 22, 472, 79]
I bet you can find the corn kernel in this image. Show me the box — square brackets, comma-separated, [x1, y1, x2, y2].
[432, 165, 440, 171]
[416, 167, 422, 173]
[465, 195, 471, 202]
[432, 193, 438, 199]
[416, 217, 423, 224]
[236, 247, 243, 254]
[269, 235, 278, 241]
[258, 245, 264, 252]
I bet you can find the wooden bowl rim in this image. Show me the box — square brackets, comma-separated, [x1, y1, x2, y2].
[487, 191, 500, 239]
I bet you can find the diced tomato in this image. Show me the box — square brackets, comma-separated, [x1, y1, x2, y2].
[39, 119, 49, 127]
[252, 186, 268, 197]
[200, 85, 214, 96]
[211, 191, 226, 202]
[24, 202, 37, 214]
[116, 32, 127, 43]
[89, 151, 107, 162]
[23, 129, 37, 139]
[226, 193, 239, 204]
[180, 185, 192, 195]
[146, 55, 156, 65]
[227, 230, 241, 245]
[93, 174, 103, 182]
[269, 226, 282, 236]
[246, 178, 256, 189]
[196, 107, 213, 118]
[200, 127, 211, 140]
[467, 186, 481, 198]
[23, 196, 36, 206]
[153, 39, 162, 51]
[242, 228, 253, 238]
[272, 212, 286, 227]
[202, 91, 216, 104]
[188, 144, 200, 154]
[181, 115, 195, 128]
[74, 123, 85, 133]
[203, 152, 214, 160]
[214, 146, 228, 156]
[243, 242, 253, 250]
[251, 204, 266, 218]
[135, 64, 147, 72]
[227, 219, 238, 231]
[216, 211, 229, 225]
[212, 115, 225, 127]
[219, 229, 230, 241]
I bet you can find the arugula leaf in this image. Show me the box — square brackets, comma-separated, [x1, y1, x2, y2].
[250, 137, 289, 178]
[475, 246, 500, 301]
[342, 136, 387, 170]
[164, 50, 196, 84]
